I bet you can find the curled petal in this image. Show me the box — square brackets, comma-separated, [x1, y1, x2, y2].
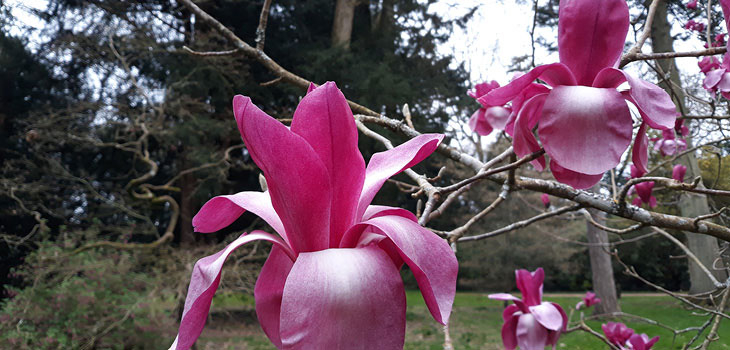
[620, 71, 677, 130]
[468, 108, 494, 136]
[290, 82, 366, 247]
[539, 86, 632, 175]
[344, 215, 457, 324]
[550, 160, 604, 190]
[357, 134, 443, 218]
[529, 302, 564, 331]
[632, 123, 649, 175]
[704, 69, 724, 90]
[170, 232, 294, 350]
[513, 93, 548, 171]
[502, 312, 520, 350]
[505, 83, 551, 136]
[279, 246, 406, 350]
[558, 0, 629, 85]
[193, 191, 287, 243]
[515, 268, 544, 306]
[516, 313, 550, 350]
[484, 106, 512, 130]
[546, 302, 568, 346]
[362, 205, 418, 222]
[480, 63, 576, 106]
[254, 246, 294, 348]
[234, 95, 331, 253]
[489, 293, 522, 302]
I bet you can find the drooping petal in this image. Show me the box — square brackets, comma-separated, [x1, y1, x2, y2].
[480, 63, 576, 106]
[234, 95, 331, 253]
[515, 268, 544, 306]
[635, 181, 655, 204]
[529, 302, 564, 331]
[513, 93, 548, 171]
[539, 86, 633, 175]
[357, 134, 443, 218]
[192, 191, 287, 242]
[254, 246, 294, 348]
[170, 232, 295, 350]
[620, 71, 677, 130]
[704, 69, 724, 90]
[501, 312, 520, 350]
[278, 246, 406, 350]
[516, 313, 550, 350]
[345, 215, 457, 324]
[468, 108, 494, 136]
[632, 123, 649, 175]
[505, 83, 551, 136]
[558, 0, 629, 85]
[290, 82, 366, 247]
[546, 302, 569, 346]
[550, 160, 604, 190]
[488, 293, 522, 302]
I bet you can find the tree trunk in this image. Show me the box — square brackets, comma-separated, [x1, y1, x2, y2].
[586, 185, 621, 314]
[331, 0, 357, 49]
[647, 0, 727, 294]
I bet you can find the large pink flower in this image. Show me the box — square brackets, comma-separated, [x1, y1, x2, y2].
[480, 0, 676, 189]
[489, 268, 568, 350]
[602, 322, 634, 347]
[169, 82, 458, 350]
[629, 333, 660, 350]
[468, 81, 512, 136]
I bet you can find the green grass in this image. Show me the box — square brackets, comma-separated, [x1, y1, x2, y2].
[196, 291, 730, 349]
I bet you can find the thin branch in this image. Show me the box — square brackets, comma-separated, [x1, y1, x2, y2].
[458, 204, 582, 242]
[255, 0, 273, 51]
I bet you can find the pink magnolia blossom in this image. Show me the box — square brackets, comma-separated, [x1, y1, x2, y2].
[575, 291, 601, 310]
[685, 19, 706, 33]
[698, 56, 721, 73]
[602, 322, 634, 348]
[674, 119, 690, 137]
[629, 333, 660, 350]
[629, 164, 657, 208]
[673, 164, 688, 183]
[170, 82, 458, 350]
[489, 268, 568, 350]
[653, 129, 687, 156]
[480, 0, 676, 189]
[687, 0, 698, 9]
[703, 0, 730, 97]
[468, 81, 513, 136]
[541, 193, 551, 209]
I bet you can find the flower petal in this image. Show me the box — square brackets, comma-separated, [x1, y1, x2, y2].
[362, 205, 418, 222]
[558, 0, 629, 85]
[480, 63, 576, 106]
[279, 246, 406, 350]
[620, 71, 677, 130]
[515, 268, 544, 306]
[539, 85, 632, 175]
[488, 293, 522, 302]
[672, 164, 687, 182]
[484, 106, 512, 130]
[632, 123, 649, 175]
[468, 108, 494, 136]
[704, 69, 724, 90]
[550, 159, 604, 189]
[513, 93, 548, 171]
[290, 82, 366, 247]
[254, 246, 294, 348]
[234, 95, 331, 253]
[529, 302, 564, 331]
[357, 134, 443, 218]
[546, 302, 568, 346]
[505, 83, 551, 136]
[170, 231, 294, 350]
[192, 191, 288, 242]
[516, 313, 550, 350]
[502, 312, 520, 350]
[347, 215, 457, 324]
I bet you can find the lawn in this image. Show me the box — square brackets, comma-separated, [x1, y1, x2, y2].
[195, 291, 730, 349]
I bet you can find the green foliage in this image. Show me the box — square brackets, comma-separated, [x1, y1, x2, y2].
[0, 230, 176, 349]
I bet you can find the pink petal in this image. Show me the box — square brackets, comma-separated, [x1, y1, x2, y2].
[171, 231, 294, 350]
[357, 134, 443, 218]
[515, 268, 544, 306]
[620, 71, 677, 130]
[558, 0, 629, 85]
[529, 302, 564, 331]
[480, 63, 576, 106]
[290, 82, 366, 247]
[501, 312, 520, 350]
[503, 304, 522, 322]
[632, 123, 649, 175]
[484, 106, 512, 130]
[718, 72, 730, 91]
[468, 108, 494, 136]
[278, 246, 406, 350]
[489, 293, 522, 302]
[346, 215, 457, 324]
[513, 93, 548, 171]
[306, 82, 317, 94]
[632, 196, 643, 207]
[550, 160, 604, 189]
[192, 191, 288, 243]
[704, 69, 724, 90]
[672, 164, 687, 182]
[546, 302, 568, 346]
[505, 83, 551, 136]
[254, 246, 294, 348]
[516, 313, 550, 350]
[234, 95, 331, 253]
[539, 86, 632, 175]
[362, 205, 418, 222]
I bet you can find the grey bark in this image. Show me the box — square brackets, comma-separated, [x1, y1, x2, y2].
[331, 0, 358, 49]
[647, 0, 727, 293]
[586, 186, 621, 314]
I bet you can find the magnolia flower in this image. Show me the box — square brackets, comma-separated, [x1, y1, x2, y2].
[489, 268, 568, 350]
[468, 81, 512, 136]
[602, 322, 634, 348]
[170, 82, 458, 350]
[684, 19, 706, 33]
[653, 129, 687, 156]
[674, 119, 690, 137]
[686, 0, 698, 9]
[541, 193, 551, 209]
[629, 165, 657, 208]
[575, 291, 601, 310]
[703, 0, 730, 97]
[698, 56, 721, 73]
[628, 333, 660, 350]
[481, 0, 676, 189]
[673, 164, 688, 183]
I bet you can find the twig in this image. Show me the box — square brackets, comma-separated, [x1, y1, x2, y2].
[458, 204, 582, 242]
[255, 0, 273, 51]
